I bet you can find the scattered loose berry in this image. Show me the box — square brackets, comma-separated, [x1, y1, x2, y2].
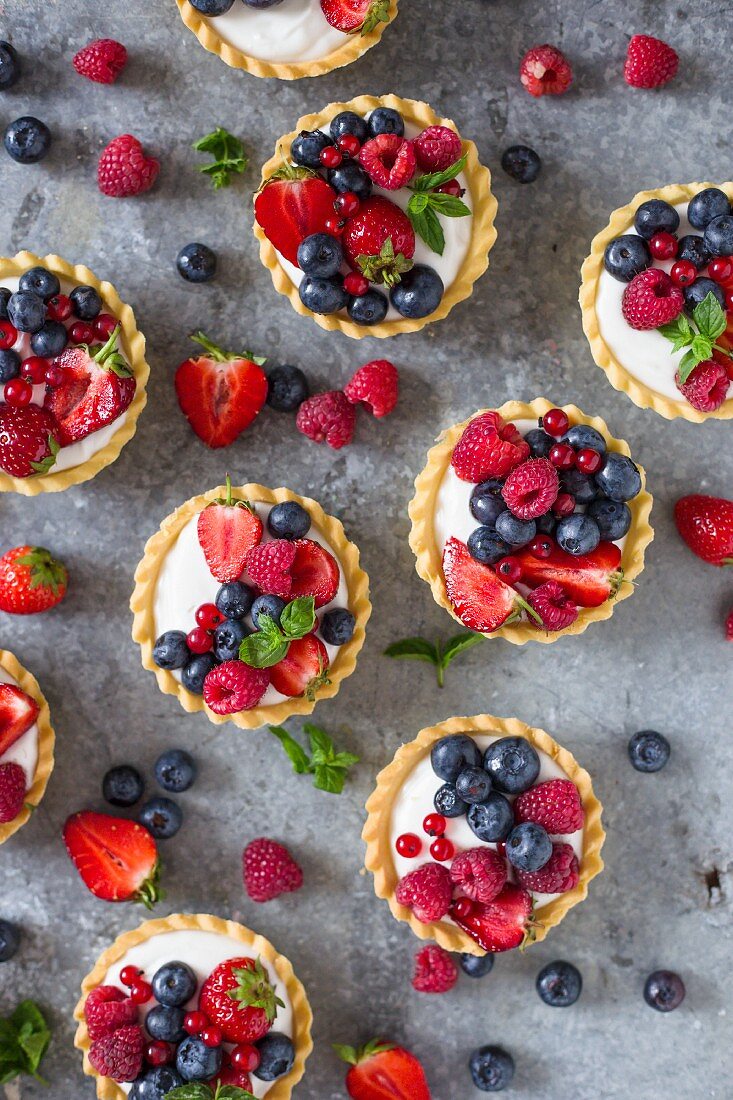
[359, 134, 416, 190]
[430, 837, 454, 861]
[527, 581, 579, 631]
[395, 862, 453, 923]
[412, 944, 458, 994]
[519, 44, 573, 97]
[536, 960, 583, 1007]
[98, 134, 159, 198]
[242, 837, 303, 903]
[343, 358, 399, 417]
[422, 813, 446, 837]
[0, 546, 68, 613]
[643, 970, 685, 1012]
[469, 1046, 515, 1092]
[674, 494, 733, 565]
[396, 833, 422, 858]
[622, 268, 684, 330]
[627, 730, 671, 772]
[675, 359, 729, 412]
[624, 34, 679, 89]
[296, 390, 356, 449]
[73, 38, 128, 83]
[412, 125, 462, 172]
[501, 144, 541, 183]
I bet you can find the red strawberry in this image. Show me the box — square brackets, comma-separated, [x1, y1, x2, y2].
[320, 0, 391, 34]
[342, 196, 415, 286]
[88, 1024, 144, 1082]
[197, 477, 263, 583]
[674, 494, 733, 565]
[0, 545, 68, 614]
[43, 327, 136, 445]
[199, 957, 285, 1044]
[450, 411, 530, 482]
[0, 683, 39, 756]
[245, 540, 296, 599]
[242, 837, 304, 902]
[0, 404, 60, 478]
[411, 944, 458, 994]
[269, 635, 330, 700]
[513, 541, 624, 607]
[452, 882, 534, 953]
[203, 660, 270, 714]
[0, 762, 26, 824]
[255, 163, 337, 266]
[336, 1039, 432, 1100]
[442, 537, 540, 633]
[515, 842, 579, 894]
[84, 986, 138, 1041]
[624, 34, 679, 89]
[63, 811, 161, 907]
[344, 359, 399, 418]
[513, 778, 584, 834]
[175, 332, 267, 448]
[289, 538, 340, 607]
[394, 862, 452, 923]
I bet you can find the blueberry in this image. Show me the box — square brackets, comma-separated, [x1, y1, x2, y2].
[30, 320, 68, 357]
[683, 277, 726, 315]
[320, 608, 355, 646]
[455, 765, 493, 805]
[254, 1031, 295, 1082]
[4, 117, 51, 163]
[467, 526, 508, 565]
[153, 631, 190, 670]
[460, 952, 495, 978]
[176, 243, 217, 283]
[243, 0, 284, 7]
[560, 468, 597, 505]
[215, 581, 255, 620]
[467, 793, 514, 842]
[603, 235, 652, 282]
[155, 749, 196, 793]
[536, 960, 582, 1006]
[434, 783, 468, 818]
[348, 289, 388, 326]
[633, 198, 679, 240]
[0, 349, 20, 382]
[587, 498, 631, 540]
[430, 734, 482, 783]
[703, 214, 733, 257]
[495, 511, 536, 548]
[368, 107, 404, 137]
[129, 1066, 185, 1100]
[7, 290, 44, 333]
[102, 765, 144, 807]
[297, 233, 344, 279]
[0, 919, 20, 962]
[140, 797, 183, 840]
[500, 144, 541, 183]
[594, 453, 641, 502]
[145, 1004, 185, 1043]
[482, 736, 540, 794]
[556, 514, 601, 556]
[0, 288, 11, 320]
[329, 111, 369, 145]
[299, 275, 347, 315]
[506, 821, 552, 872]
[267, 501, 311, 540]
[291, 129, 333, 169]
[327, 161, 373, 200]
[152, 961, 197, 1007]
[181, 653, 217, 695]
[266, 364, 309, 411]
[561, 424, 607, 454]
[0, 42, 20, 89]
[176, 1035, 222, 1081]
[525, 428, 554, 458]
[69, 285, 102, 320]
[677, 234, 711, 270]
[688, 187, 731, 230]
[536, 512, 556, 536]
[390, 265, 443, 319]
[470, 480, 506, 525]
[469, 1045, 515, 1092]
[643, 970, 685, 1012]
[251, 594, 286, 630]
[19, 267, 60, 301]
[627, 729, 670, 773]
[213, 618, 249, 662]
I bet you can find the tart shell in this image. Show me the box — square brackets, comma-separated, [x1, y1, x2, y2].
[73, 911, 313, 1100]
[254, 94, 498, 339]
[0, 251, 149, 495]
[363, 713, 605, 954]
[131, 483, 371, 728]
[579, 181, 733, 423]
[175, 0, 398, 80]
[408, 398, 654, 644]
[0, 648, 55, 846]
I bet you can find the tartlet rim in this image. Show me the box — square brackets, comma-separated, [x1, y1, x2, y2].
[0, 648, 55, 845]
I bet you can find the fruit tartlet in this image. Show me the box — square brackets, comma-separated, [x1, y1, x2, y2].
[0, 648, 54, 845]
[0, 252, 148, 494]
[254, 94, 497, 338]
[73, 912, 312, 1099]
[131, 480, 370, 727]
[363, 714, 604, 954]
[580, 182, 733, 421]
[409, 399, 653, 644]
[176, 0, 397, 80]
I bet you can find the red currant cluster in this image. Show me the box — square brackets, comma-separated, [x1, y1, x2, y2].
[650, 231, 733, 307]
[186, 602, 225, 655]
[396, 813, 456, 864]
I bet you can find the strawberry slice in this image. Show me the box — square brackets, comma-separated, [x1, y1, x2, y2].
[452, 883, 535, 953]
[270, 635, 330, 700]
[336, 1038, 432, 1100]
[63, 810, 161, 907]
[514, 541, 623, 607]
[255, 163, 337, 266]
[442, 537, 540, 632]
[43, 326, 136, 445]
[290, 539, 340, 608]
[197, 476, 263, 583]
[0, 683, 40, 757]
[174, 332, 267, 449]
[320, 0, 391, 34]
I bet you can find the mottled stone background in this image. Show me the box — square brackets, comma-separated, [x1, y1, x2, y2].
[1, 1, 732, 1097]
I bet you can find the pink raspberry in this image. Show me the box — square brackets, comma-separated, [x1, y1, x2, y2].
[98, 134, 159, 198]
[203, 660, 270, 714]
[520, 44, 573, 97]
[243, 837, 303, 902]
[515, 842, 579, 894]
[514, 779, 585, 834]
[0, 762, 26, 823]
[343, 359, 399, 418]
[451, 411, 530, 482]
[621, 268, 684, 330]
[358, 135, 416, 190]
[245, 539, 295, 598]
[502, 457, 559, 519]
[395, 862, 453, 923]
[296, 390, 356, 449]
[88, 1024, 144, 1083]
[675, 359, 729, 412]
[412, 944, 458, 993]
[527, 582, 579, 632]
[450, 847, 507, 904]
[73, 39, 128, 84]
[412, 126, 463, 173]
[84, 986, 138, 1041]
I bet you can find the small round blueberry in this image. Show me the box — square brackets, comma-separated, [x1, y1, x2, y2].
[69, 285, 102, 320]
[291, 129, 334, 169]
[536, 960, 583, 1006]
[181, 653, 217, 695]
[587, 498, 631, 541]
[460, 952, 494, 978]
[603, 235, 652, 282]
[594, 453, 642, 503]
[7, 290, 44, 333]
[348, 289, 388, 326]
[368, 107, 404, 137]
[254, 1032, 295, 1082]
[560, 468, 597, 506]
[467, 526, 509, 565]
[483, 736, 540, 794]
[455, 765, 493, 805]
[643, 969, 685, 1012]
[677, 234, 711, 270]
[703, 214, 733, 258]
[561, 424, 607, 453]
[0, 42, 20, 90]
[495, 511, 536, 548]
[266, 364, 309, 412]
[299, 275, 348, 315]
[4, 116, 51, 164]
[328, 161, 373, 200]
[501, 144, 541, 183]
[469, 1045, 515, 1092]
[176, 243, 217, 283]
[155, 749, 197, 793]
[470, 479, 506, 525]
[628, 729, 670, 773]
[430, 734, 482, 783]
[467, 793, 514, 842]
[434, 783, 468, 818]
[189, 0, 235, 11]
[176, 1035, 223, 1081]
[683, 276, 726, 314]
[556, 513, 601, 556]
[525, 428, 554, 457]
[153, 631, 190, 671]
[251, 593, 286, 630]
[688, 187, 731, 230]
[0, 919, 20, 962]
[215, 581, 255, 621]
[102, 765, 144, 807]
[320, 608, 355, 646]
[0, 288, 11, 321]
[506, 822, 552, 872]
[19, 267, 60, 301]
[30, 320, 68, 357]
[297, 234, 344, 280]
[145, 1004, 186, 1043]
[213, 618, 249, 662]
[329, 111, 369, 144]
[152, 961, 197, 1007]
[390, 265, 443, 319]
[0, 349, 21, 382]
[129, 1066, 184, 1100]
[267, 501, 311, 540]
[633, 198, 679, 240]
[139, 797, 183, 840]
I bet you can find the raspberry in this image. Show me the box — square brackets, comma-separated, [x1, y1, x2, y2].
[501, 458, 559, 519]
[527, 581, 579, 631]
[242, 838, 303, 902]
[343, 359, 399, 418]
[98, 134, 159, 198]
[675, 360, 729, 412]
[520, 44, 573, 97]
[0, 762, 26, 823]
[412, 945, 458, 994]
[88, 1024, 144, 1083]
[412, 126, 463, 173]
[395, 862, 453, 923]
[245, 540, 295, 599]
[515, 842, 579, 894]
[450, 847, 507, 904]
[451, 411, 530, 482]
[726, 608, 733, 641]
[84, 986, 138, 1041]
[624, 34, 679, 89]
[73, 39, 128, 84]
[621, 268, 684, 330]
[295, 390, 356, 449]
[358, 135, 416, 191]
[203, 660, 270, 714]
[513, 779, 584, 834]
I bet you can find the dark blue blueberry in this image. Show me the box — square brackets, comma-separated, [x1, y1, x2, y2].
[129, 1066, 185, 1100]
[155, 749, 196, 793]
[455, 765, 493, 805]
[644, 970, 685, 1012]
[677, 234, 711, 270]
[470, 479, 506, 525]
[145, 1005, 186, 1043]
[560, 467, 597, 505]
[327, 161, 373, 200]
[254, 1032, 295, 1081]
[0, 288, 11, 321]
[525, 428, 554, 457]
[102, 765, 144, 807]
[181, 653, 217, 695]
[467, 526, 508, 565]
[561, 424, 607, 454]
[483, 736, 540, 794]
[469, 1045, 515, 1092]
[7, 290, 44, 333]
[19, 267, 60, 301]
[467, 793, 514, 842]
[506, 821, 552, 872]
[688, 187, 731, 230]
[368, 107, 404, 137]
[587, 497, 631, 540]
[329, 111, 369, 144]
[153, 631, 190, 670]
[320, 608, 355, 646]
[594, 453, 641, 502]
[291, 129, 333, 169]
[176, 243, 217, 283]
[390, 265, 443, 319]
[251, 593, 286, 629]
[703, 214, 733, 257]
[536, 512, 556, 536]
[267, 501, 311, 540]
[556, 513, 601, 556]
[348, 288, 388, 326]
[299, 275, 347, 315]
[297, 233, 344, 279]
[460, 952, 494, 978]
[536, 960, 582, 1006]
[213, 618, 249, 662]
[434, 783, 468, 818]
[4, 117, 51, 163]
[266, 364, 309, 411]
[430, 734, 482, 783]
[140, 797, 183, 840]
[683, 277, 726, 314]
[152, 961, 197, 1007]
[30, 320, 67, 357]
[0, 348, 20, 382]
[495, 511, 536, 548]
[69, 285, 102, 320]
[243, 0, 286, 6]
[603, 235, 652, 282]
[0, 919, 20, 962]
[501, 144, 541, 183]
[633, 198, 679, 240]
[215, 581, 255, 621]
[0, 42, 20, 89]
[176, 1035, 223, 1081]
[628, 729, 670, 773]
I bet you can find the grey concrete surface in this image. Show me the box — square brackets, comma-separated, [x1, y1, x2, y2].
[0, 0, 732, 1097]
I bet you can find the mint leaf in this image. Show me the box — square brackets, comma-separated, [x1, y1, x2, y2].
[691, 332, 713, 362]
[268, 725, 311, 774]
[427, 193, 471, 218]
[411, 153, 467, 192]
[384, 637, 439, 664]
[193, 127, 248, 190]
[407, 199, 445, 255]
[677, 348, 700, 384]
[280, 595, 316, 639]
[164, 1085, 214, 1100]
[267, 723, 358, 794]
[313, 764, 348, 793]
[239, 630, 287, 669]
[218, 1086, 258, 1100]
[386, 632, 484, 687]
[693, 291, 727, 342]
[0, 1001, 50, 1083]
[305, 722, 334, 758]
[441, 631, 484, 667]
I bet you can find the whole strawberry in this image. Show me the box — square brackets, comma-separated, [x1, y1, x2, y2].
[199, 956, 285, 1043]
[243, 837, 303, 902]
[73, 38, 128, 84]
[296, 390, 356, 449]
[0, 762, 26, 823]
[344, 359, 399, 418]
[412, 944, 458, 994]
[674, 494, 733, 566]
[0, 546, 68, 614]
[98, 134, 159, 197]
[342, 196, 415, 286]
[520, 44, 573, 97]
[0, 404, 60, 478]
[624, 34, 679, 89]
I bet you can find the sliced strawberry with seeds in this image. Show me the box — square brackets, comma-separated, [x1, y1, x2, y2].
[0, 683, 39, 757]
[175, 331, 267, 449]
[255, 163, 337, 266]
[320, 0, 391, 34]
[452, 882, 535, 953]
[63, 810, 161, 907]
[197, 476, 263, 583]
[0, 404, 60, 478]
[289, 539, 340, 608]
[442, 537, 541, 633]
[335, 1039, 431, 1100]
[513, 541, 624, 607]
[269, 635, 330, 700]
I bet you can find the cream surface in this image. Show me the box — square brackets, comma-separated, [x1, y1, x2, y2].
[203, 0, 348, 63]
[0, 665, 39, 787]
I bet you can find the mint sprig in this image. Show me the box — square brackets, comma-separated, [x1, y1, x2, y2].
[239, 596, 316, 669]
[406, 154, 470, 255]
[268, 723, 359, 794]
[658, 291, 732, 384]
[165, 1083, 256, 1100]
[193, 128, 248, 190]
[384, 630, 484, 687]
[0, 1000, 51, 1085]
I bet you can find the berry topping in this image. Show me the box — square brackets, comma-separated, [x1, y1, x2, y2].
[203, 660, 270, 714]
[514, 540, 623, 607]
[267, 501, 311, 541]
[358, 134, 416, 191]
[412, 944, 458, 994]
[675, 359, 729, 412]
[84, 986, 138, 1041]
[514, 778, 584, 833]
[501, 457, 559, 519]
[0, 682, 39, 757]
[452, 882, 534, 953]
[88, 1024, 144, 1083]
[634, 198, 680, 239]
[175, 331, 267, 448]
[255, 163, 337, 266]
[242, 837, 304, 902]
[269, 634, 330, 700]
[515, 841, 579, 894]
[674, 493, 733, 565]
[319, 0, 391, 34]
[344, 358, 399, 417]
[451, 411, 530, 482]
[289, 538, 339, 607]
[603, 234, 653, 282]
[44, 327, 136, 446]
[63, 811, 161, 906]
[450, 847, 507, 903]
[197, 478, 263, 583]
[342, 195, 415, 285]
[0, 545, 68, 614]
[412, 125, 462, 172]
[527, 581, 579, 631]
[483, 736, 540, 794]
[442, 537, 541, 633]
[0, 404, 60, 478]
[649, 231, 678, 260]
[628, 729, 671, 773]
[395, 861, 453, 923]
[199, 957, 285, 1043]
[98, 134, 159, 197]
[624, 34, 679, 89]
[429, 837, 454, 861]
[295, 390, 356, 449]
[519, 44, 573, 97]
[73, 38, 128, 84]
[0, 762, 27, 824]
[422, 812, 447, 836]
[396, 832, 422, 858]
[245, 539, 296, 599]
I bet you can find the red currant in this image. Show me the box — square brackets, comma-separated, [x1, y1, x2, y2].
[337, 134, 361, 157]
[727, 288, 733, 312]
[451, 896, 474, 920]
[231, 1044, 261, 1073]
[195, 602, 224, 630]
[542, 408, 570, 437]
[324, 217, 345, 236]
[649, 231, 678, 260]
[44, 364, 64, 388]
[146, 1041, 173, 1066]
[130, 979, 153, 1005]
[496, 841, 506, 858]
[496, 557, 522, 584]
[553, 492, 576, 517]
[334, 190, 360, 218]
[120, 966, 142, 988]
[69, 321, 95, 344]
[575, 447, 602, 473]
[430, 837, 454, 861]
[94, 313, 118, 340]
[201, 1025, 223, 1048]
[344, 272, 369, 297]
[709, 257, 733, 284]
[187, 626, 213, 654]
[549, 442, 575, 469]
[529, 536, 554, 559]
[396, 832, 422, 858]
[436, 179, 464, 197]
[319, 146, 342, 169]
[0, 320, 17, 349]
[20, 356, 49, 384]
[422, 813, 446, 837]
[46, 293, 73, 322]
[3, 378, 32, 406]
[670, 259, 697, 287]
[183, 1011, 209, 1035]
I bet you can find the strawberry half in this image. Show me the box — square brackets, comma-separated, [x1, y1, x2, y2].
[63, 811, 161, 907]
[0, 683, 40, 757]
[336, 1038, 432, 1100]
[320, 0, 391, 34]
[514, 541, 623, 607]
[674, 494, 733, 566]
[197, 476, 263, 583]
[452, 882, 535, 953]
[270, 635, 330, 700]
[290, 539, 340, 608]
[175, 331, 267, 449]
[255, 163, 337, 266]
[442, 537, 541, 632]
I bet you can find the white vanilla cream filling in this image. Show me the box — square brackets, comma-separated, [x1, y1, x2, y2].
[202, 0, 349, 63]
